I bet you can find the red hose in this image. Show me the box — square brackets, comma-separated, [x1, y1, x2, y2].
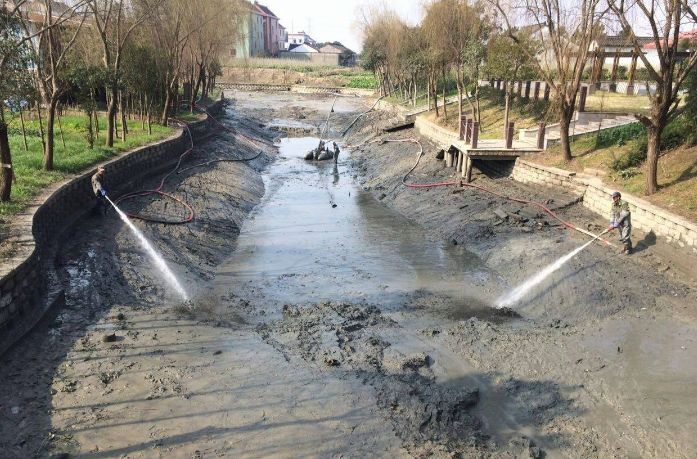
[389, 138, 614, 246]
[115, 105, 268, 224]
[115, 119, 197, 224]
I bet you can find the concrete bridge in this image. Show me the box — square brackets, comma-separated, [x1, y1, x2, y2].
[413, 116, 542, 182]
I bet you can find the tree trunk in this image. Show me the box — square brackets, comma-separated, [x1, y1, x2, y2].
[36, 101, 46, 152]
[0, 120, 13, 201]
[559, 107, 574, 162]
[161, 89, 173, 125]
[503, 83, 510, 140]
[192, 63, 205, 111]
[44, 97, 59, 171]
[140, 94, 145, 130]
[120, 91, 127, 141]
[645, 125, 661, 195]
[441, 67, 447, 120]
[456, 80, 463, 138]
[19, 107, 28, 151]
[106, 85, 117, 147]
[427, 78, 431, 112]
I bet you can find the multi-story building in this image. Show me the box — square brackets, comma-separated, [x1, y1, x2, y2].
[232, 2, 265, 58]
[253, 2, 283, 56]
[232, 2, 285, 58]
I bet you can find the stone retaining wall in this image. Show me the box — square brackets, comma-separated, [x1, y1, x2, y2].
[414, 116, 459, 148]
[0, 101, 224, 355]
[512, 159, 697, 252]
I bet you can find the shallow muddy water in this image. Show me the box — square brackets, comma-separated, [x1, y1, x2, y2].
[214, 137, 498, 319]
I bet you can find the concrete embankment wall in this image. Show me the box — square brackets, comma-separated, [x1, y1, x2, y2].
[406, 106, 697, 252]
[0, 101, 224, 355]
[512, 160, 697, 252]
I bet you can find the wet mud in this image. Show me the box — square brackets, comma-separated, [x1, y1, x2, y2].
[0, 91, 696, 458]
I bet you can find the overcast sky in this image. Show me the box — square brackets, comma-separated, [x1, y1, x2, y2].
[261, 0, 424, 52]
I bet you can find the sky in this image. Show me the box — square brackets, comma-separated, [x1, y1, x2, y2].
[260, 0, 425, 52]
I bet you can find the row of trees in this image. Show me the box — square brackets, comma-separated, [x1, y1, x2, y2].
[0, 0, 244, 201]
[361, 0, 697, 195]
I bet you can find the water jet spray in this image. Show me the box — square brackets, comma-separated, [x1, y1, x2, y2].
[105, 196, 189, 302]
[496, 229, 611, 309]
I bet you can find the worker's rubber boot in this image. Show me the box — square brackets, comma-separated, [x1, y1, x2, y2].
[623, 241, 633, 255]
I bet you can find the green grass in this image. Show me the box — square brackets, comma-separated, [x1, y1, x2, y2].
[535, 122, 697, 222]
[584, 90, 652, 114]
[226, 57, 342, 73]
[1, 114, 173, 218]
[346, 74, 378, 89]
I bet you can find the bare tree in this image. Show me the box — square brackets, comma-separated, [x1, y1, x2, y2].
[87, 0, 158, 146]
[608, 0, 697, 195]
[423, 0, 490, 132]
[484, 31, 538, 136]
[493, 0, 603, 160]
[17, 0, 87, 170]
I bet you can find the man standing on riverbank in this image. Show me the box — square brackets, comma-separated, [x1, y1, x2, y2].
[91, 166, 108, 216]
[609, 191, 632, 254]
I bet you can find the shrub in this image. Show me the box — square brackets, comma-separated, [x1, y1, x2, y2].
[610, 115, 691, 171]
[596, 122, 645, 149]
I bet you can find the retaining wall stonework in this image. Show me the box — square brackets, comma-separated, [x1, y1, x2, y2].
[414, 116, 460, 147]
[512, 159, 697, 252]
[0, 101, 224, 355]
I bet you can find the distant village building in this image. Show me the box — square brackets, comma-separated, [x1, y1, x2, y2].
[277, 23, 287, 54]
[286, 31, 316, 48]
[233, 2, 265, 58]
[318, 42, 357, 66]
[288, 43, 318, 53]
[253, 2, 282, 56]
[231, 1, 285, 58]
[227, 4, 354, 66]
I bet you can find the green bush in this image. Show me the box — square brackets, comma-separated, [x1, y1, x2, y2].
[596, 122, 645, 149]
[610, 116, 690, 171]
[612, 139, 647, 170]
[7, 127, 42, 137]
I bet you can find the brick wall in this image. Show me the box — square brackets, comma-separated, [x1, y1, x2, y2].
[513, 159, 697, 252]
[0, 101, 224, 355]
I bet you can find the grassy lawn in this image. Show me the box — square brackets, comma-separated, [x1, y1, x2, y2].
[1, 114, 173, 219]
[534, 133, 697, 223]
[584, 90, 651, 114]
[424, 87, 554, 140]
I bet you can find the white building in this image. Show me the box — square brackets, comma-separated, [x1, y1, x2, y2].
[286, 31, 316, 49]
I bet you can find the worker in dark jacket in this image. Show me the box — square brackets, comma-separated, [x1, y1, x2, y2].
[608, 191, 632, 254]
[91, 166, 108, 216]
[332, 142, 340, 163]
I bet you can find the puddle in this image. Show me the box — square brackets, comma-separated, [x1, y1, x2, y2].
[215, 137, 497, 319]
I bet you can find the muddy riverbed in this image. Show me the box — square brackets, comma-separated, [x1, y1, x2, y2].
[1, 91, 697, 458]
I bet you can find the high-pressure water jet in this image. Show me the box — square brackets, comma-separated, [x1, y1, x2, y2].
[105, 196, 189, 302]
[496, 229, 609, 308]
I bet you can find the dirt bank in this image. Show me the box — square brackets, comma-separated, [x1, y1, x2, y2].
[1, 91, 696, 458]
[344, 108, 697, 457]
